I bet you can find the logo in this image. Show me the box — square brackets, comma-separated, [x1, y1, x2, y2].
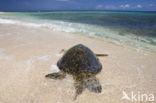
[122, 91, 155, 102]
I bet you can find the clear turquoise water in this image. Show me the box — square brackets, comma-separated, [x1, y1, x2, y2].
[0, 11, 156, 51]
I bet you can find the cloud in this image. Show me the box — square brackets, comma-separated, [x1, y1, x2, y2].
[97, 4, 144, 10]
[120, 4, 143, 9]
[96, 5, 103, 9]
[96, 5, 118, 10]
[149, 4, 153, 7]
[104, 5, 117, 9]
[56, 0, 70, 2]
[149, 4, 156, 7]
[120, 4, 130, 8]
[132, 4, 142, 9]
[136, 4, 142, 8]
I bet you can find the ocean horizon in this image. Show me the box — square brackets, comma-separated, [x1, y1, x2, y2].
[1, 10, 156, 12]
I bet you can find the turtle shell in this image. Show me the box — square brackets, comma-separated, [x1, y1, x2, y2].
[57, 44, 102, 75]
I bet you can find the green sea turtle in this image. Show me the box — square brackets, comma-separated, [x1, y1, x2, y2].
[45, 44, 105, 100]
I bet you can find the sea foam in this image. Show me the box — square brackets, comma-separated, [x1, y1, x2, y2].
[0, 18, 40, 27]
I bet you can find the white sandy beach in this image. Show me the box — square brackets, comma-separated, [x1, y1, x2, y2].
[0, 24, 156, 103]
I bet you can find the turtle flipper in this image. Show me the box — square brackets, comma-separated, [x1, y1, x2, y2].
[85, 76, 102, 93]
[45, 71, 66, 80]
[95, 54, 108, 57]
[74, 80, 84, 100]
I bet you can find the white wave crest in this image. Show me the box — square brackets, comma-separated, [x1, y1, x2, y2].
[0, 18, 40, 27]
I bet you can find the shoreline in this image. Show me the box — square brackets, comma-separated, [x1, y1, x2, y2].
[0, 12, 155, 53]
[75, 31, 156, 54]
[0, 21, 155, 54]
[0, 18, 155, 53]
[0, 12, 5, 14]
[0, 24, 156, 103]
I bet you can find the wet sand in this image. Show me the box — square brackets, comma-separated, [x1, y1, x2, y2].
[0, 24, 156, 103]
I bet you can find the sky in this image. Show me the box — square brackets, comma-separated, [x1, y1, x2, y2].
[0, 0, 156, 11]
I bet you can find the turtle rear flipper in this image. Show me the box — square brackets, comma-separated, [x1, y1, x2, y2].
[85, 76, 102, 93]
[45, 71, 66, 80]
[74, 80, 85, 100]
[95, 54, 108, 57]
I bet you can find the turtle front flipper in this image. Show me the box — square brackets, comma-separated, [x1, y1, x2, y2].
[45, 71, 66, 80]
[85, 76, 102, 93]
